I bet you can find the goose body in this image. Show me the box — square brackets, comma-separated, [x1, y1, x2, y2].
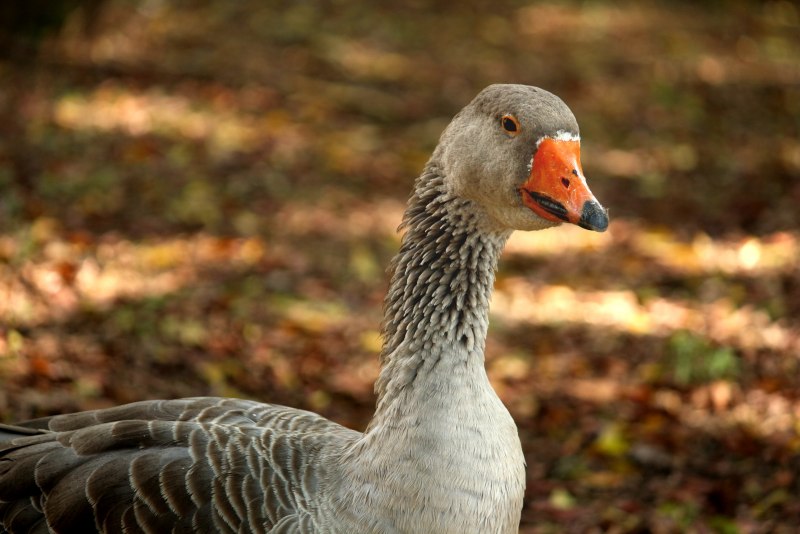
[0, 84, 607, 534]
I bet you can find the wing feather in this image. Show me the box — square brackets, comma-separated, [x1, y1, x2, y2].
[0, 397, 359, 533]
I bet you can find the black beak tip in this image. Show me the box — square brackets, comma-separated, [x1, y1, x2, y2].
[578, 200, 609, 232]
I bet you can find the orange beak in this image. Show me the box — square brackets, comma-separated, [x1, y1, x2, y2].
[520, 138, 608, 232]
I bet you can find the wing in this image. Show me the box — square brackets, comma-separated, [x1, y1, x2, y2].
[0, 397, 359, 534]
[0, 424, 46, 443]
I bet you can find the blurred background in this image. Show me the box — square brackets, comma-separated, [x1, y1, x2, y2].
[0, 0, 798, 531]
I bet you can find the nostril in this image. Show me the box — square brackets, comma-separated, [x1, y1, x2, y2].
[561, 177, 570, 188]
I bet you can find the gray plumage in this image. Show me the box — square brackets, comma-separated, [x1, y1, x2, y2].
[0, 84, 606, 534]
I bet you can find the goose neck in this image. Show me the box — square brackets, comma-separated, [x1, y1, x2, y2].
[373, 166, 510, 409]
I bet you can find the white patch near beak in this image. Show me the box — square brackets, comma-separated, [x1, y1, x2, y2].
[535, 130, 580, 148]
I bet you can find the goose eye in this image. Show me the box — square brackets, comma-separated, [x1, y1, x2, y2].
[501, 115, 520, 135]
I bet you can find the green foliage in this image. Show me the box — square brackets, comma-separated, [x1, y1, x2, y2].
[709, 516, 741, 534]
[668, 331, 739, 385]
[657, 501, 700, 529]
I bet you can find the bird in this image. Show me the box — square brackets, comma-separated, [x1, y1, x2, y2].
[0, 84, 608, 534]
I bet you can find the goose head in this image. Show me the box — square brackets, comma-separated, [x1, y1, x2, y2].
[434, 84, 608, 233]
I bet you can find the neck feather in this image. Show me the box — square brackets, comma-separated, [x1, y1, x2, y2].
[373, 164, 511, 410]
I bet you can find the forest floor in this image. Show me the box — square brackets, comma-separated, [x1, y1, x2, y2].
[0, 1, 799, 532]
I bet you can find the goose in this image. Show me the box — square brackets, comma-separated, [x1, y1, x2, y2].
[0, 84, 608, 534]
